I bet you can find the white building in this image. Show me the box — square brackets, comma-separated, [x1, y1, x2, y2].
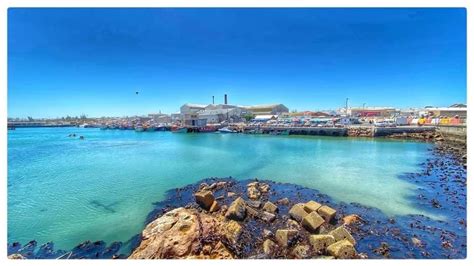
[198, 108, 244, 124]
[148, 113, 171, 123]
[180, 104, 207, 115]
[242, 104, 289, 115]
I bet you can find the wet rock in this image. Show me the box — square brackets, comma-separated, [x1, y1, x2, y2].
[301, 212, 325, 233]
[208, 183, 217, 190]
[247, 200, 261, 209]
[262, 229, 273, 239]
[209, 201, 220, 213]
[286, 219, 302, 230]
[317, 205, 336, 223]
[262, 201, 278, 214]
[342, 214, 362, 225]
[261, 211, 276, 223]
[215, 181, 227, 190]
[309, 234, 336, 253]
[8, 254, 26, 259]
[431, 199, 442, 208]
[290, 244, 311, 259]
[373, 242, 390, 257]
[225, 197, 247, 221]
[263, 239, 277, 255]
[245, 206, 259, 218]
[199, 182, 210, 191]
[247, 186, 261, 200]
[327, 240, 356, 259]
[289, 203, 309, 222]
[194, 190, 215, 210]
[275, 229, 298, 248]
[259, 183, 270, 193]
[223, 220, 242, 245]
[129, 207, 234, 259]
[277, 197, 290, 205]
[329, 226, 356, 245]
[303, 200, 322, 213]
[247, 181, 259, 188]
[411, 237, 424, 248]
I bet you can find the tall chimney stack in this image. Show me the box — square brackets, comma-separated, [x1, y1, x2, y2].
[212, 96, 215, 104]
[224, 94, 228, 105]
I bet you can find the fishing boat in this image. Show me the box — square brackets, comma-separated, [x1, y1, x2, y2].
[156, 124, 167, 131]
[171, 126, 187, 133]
[145, 125, 156, 132]
[199, 126, 217, 133]
[135, 124, 145, 132]
[218, 127, 237, 133]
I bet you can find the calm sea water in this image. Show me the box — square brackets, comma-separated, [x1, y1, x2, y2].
[8, 127, 433, 251]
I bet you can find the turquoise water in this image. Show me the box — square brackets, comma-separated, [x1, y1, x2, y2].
[8, 127, 432, 251]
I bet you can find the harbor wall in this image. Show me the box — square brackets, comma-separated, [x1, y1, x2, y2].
[373, 126, 436, 137]
[244, 126, 438, 137]
[436, 125, 466, 143]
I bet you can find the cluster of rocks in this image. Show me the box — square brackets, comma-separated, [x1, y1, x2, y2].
[129, 180, 362, 259]
[347, 127, 374, 137]
[259, 200, 359, 259]
[386, 131, 444, 142]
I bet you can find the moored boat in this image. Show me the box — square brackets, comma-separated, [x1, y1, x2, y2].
[171, 126, 187, 133]
[146, 126, 156, 132]
[218, 127, 237, 133]
[199, 126, 217, 133]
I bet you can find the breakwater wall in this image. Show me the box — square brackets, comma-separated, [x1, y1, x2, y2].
[373, 126, 436, 137]
[245, 126, 348, 136]
[436, 125, 466, 143]
[244, 126, 437, 138]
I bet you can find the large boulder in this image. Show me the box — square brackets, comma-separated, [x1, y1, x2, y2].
[261, 211, 276, 223]
[262, 239, 277, 255]
[275, 229, 298, 248]
[309, 234, 335, 253]
[129, 208, 234, 259]
[290, 244, 311, 259]
[209, 200, 220, 213]
[289, 203, 309, 222]
[303, 200, 322, 213]
[301, 211, 325, 233]
[247, 185, 261, 200]
[317, 205, 337, 223]
[225, 197, 247, 221]
[277, 197, 290, 205]
[223, 220, 242, 245]
[194, 190, 215, 210]
[247, 200, 261, 209]
[8, 254, 25, 259]
[259, 183, 270, 193]
[342, 214, 362, 225]
[326, 240, 356, 259]
[328, 226, 356, 245]
[263, 201, 278, 214]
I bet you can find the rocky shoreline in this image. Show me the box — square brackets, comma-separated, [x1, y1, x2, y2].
[130, 180, 362, 259]
[8, 138, 467, 259]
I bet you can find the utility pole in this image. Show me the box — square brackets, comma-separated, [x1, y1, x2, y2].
[345, 98, 349, 116]
[212, 96, 215, 104]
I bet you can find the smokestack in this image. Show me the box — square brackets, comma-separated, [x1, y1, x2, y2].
[224, 94, 228, 105]
[212, 96, 215, 104]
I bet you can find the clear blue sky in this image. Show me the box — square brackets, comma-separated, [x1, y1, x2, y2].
[8, 8, 466, 118]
